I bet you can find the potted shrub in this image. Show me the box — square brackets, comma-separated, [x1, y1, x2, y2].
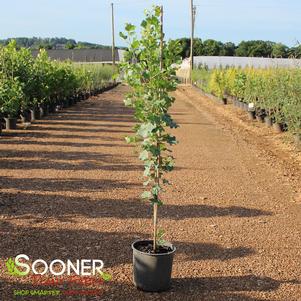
[255, 108, 265, 123]
[20, 96, 32, 123]
[247, 103, 256, 120]
[0, 76, 23, 130]
[119, 6, 180, 292]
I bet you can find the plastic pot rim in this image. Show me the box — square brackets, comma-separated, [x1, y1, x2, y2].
[132, 239, 176, 257]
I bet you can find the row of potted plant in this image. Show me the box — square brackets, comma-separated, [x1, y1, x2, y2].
[193, 67, 301, 146]
[0, 41, 116, 132]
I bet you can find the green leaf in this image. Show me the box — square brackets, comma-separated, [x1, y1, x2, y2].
[139, 150, 149, 161]
[5, 258, 27, 277]
[99, 271, 112, 282]
[141, 191, 151, 199]
[137, 123, 156, 138]
[163, 179, 171, 185]
[119, 32, 128, 40]
[124, 97, 132, 106]
[125, 23, 136, 32]
[166, 135, 177, 145]
[131, 40, 140, 49]
[155, 6, 162, 17]
[5, 258, 15, 275]
[125, 136, 137, 144]
[156, 228, 166, 246]
[151, 184, 161, 196]
[143, 166, 151, 177]
[143, 179, 150, 186]
[141, 20, 147, 28]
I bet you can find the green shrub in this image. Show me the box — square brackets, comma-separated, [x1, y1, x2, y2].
[0, 41, 116, 118]
[192, 66, 301, 136]
[0, 75, 24, 118]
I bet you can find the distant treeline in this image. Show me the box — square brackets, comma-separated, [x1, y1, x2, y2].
[0, 37, 113, 50]
[2, 37, 300, 58]
[175, 38, 301, 58]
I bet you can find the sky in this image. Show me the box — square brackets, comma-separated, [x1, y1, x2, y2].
[0, 0, 300, 47]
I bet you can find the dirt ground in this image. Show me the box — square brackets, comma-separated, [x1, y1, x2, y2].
[0, 84, 300, 301]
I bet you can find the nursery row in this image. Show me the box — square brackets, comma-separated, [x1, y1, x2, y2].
[0, 41, 115, 130]
[192, 67, 301, 142]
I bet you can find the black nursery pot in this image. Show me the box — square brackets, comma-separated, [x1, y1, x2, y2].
[238, 101, 244, 109]
[4, 117, 17, 130]
[132, 240, 176, 292]
[48, 103, 56, 113]
[62, 100, 69, 108]
[264, 116, 273, 127]
[39, 104, 49, 117]
[272, 122, 283, 133]
[247, 110, 256, 120]
[20, 110, 31, 123]
[30, 108, 40, 121]
[221, 97, 227, 105]
[256, 115, 265, 123]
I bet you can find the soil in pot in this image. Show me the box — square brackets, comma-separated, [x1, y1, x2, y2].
[4, 117, 17, 130]
[272, 122, 283, 133]
[264, 116, 273, 127]
[132, 240, 176, 292]
[20, 110, 31, 123]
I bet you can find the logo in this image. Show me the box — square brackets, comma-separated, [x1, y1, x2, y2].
[5, 254, 112, 281]
[5, 257, 28, 277]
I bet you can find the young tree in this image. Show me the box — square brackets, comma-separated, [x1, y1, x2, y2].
[119, 6, 180, 251]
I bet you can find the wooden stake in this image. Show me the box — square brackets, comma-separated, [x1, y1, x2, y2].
[153, 202, 158, 252]
[153, 6, 164, 252]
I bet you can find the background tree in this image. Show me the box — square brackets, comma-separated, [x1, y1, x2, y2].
[235, 40, 274, 57]
[202, 39, 223, 56]
[220, 42, 236, 56]
[288, 45, 301, 58]
[65, 41, 76, 49]
[271, 43, 289, 58]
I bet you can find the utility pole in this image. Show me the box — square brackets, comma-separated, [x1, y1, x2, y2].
[111, 3, 116, 67]
[189, 0, 196, 84]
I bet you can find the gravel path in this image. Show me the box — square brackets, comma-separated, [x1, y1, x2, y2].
[0, 85, 300, 301]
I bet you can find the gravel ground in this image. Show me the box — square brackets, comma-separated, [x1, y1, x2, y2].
[0, 84, 300, 301]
